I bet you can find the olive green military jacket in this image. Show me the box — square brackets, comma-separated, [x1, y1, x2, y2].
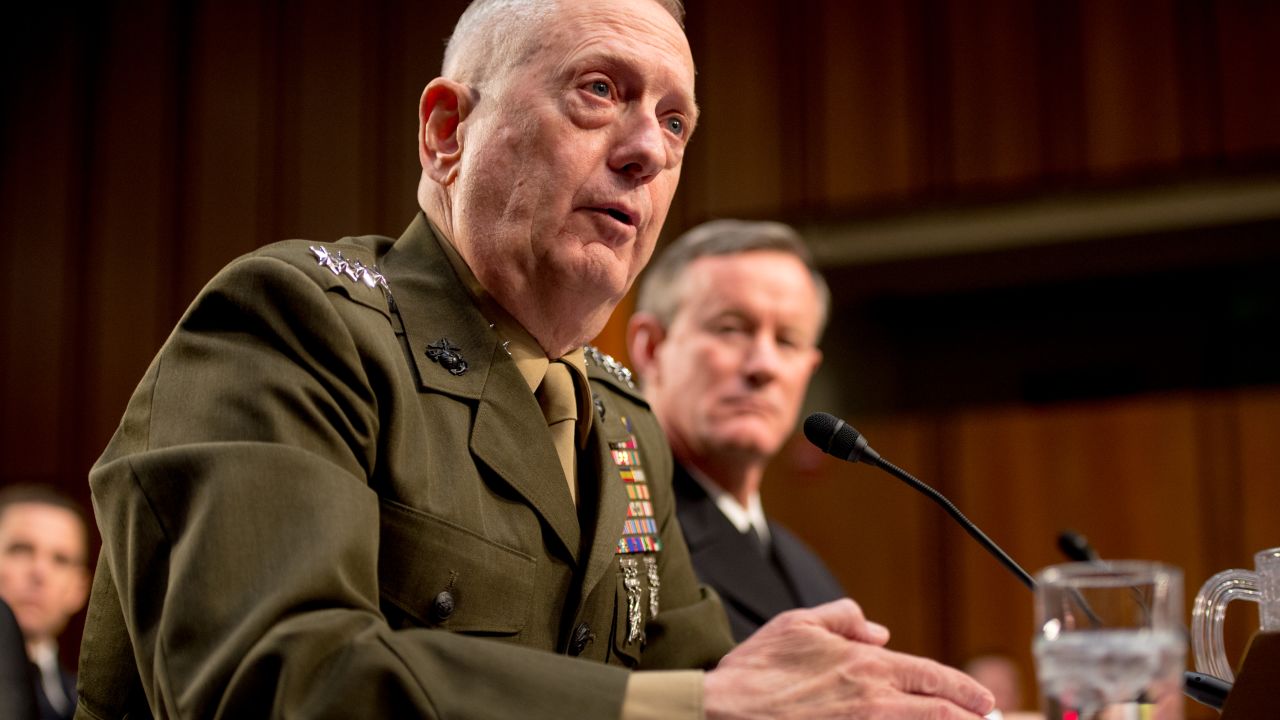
[76, 214, 734, 719]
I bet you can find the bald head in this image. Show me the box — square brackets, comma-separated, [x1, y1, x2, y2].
[441, 1, 551, 86]
[443, 0, 686, 87]
[418, 0, 697, 357]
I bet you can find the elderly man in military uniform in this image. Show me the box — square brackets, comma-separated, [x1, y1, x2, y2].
[76, 0, 995, 718]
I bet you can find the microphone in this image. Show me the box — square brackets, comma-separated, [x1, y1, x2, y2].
[1183, 672, 1231, 710]
[1056, 530, 1100, 563]
[803, 412, 1035, 590]
[804, 411, 1229, 711]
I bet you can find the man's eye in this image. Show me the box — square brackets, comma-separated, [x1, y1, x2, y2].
[778, 333, 804, 349]
[665, 117, 685, 136]
[589, 80, 610, 98]
[3, 543, 34, 558]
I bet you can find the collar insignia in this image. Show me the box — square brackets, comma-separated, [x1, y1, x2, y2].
[584, 346, 634, 389]
[426, 338, 468, 376]
[309, 245, 392, 293]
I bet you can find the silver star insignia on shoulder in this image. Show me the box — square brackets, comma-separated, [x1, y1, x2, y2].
[584, 345, 635, 389]
[308, 245, 392, 293]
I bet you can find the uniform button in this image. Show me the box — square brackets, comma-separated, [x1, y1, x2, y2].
[431, 591, 455, 622]
[569, 622, 594, 656]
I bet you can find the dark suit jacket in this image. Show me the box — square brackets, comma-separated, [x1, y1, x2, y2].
[673, 464, 845, 642]
[33, 663, 75, 720]
[76, 214, 733, 719]
[0, 598, 38, 720]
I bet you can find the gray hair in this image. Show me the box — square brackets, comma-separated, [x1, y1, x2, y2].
[443, 0, 685, 86]
[635, 219, 832, 339]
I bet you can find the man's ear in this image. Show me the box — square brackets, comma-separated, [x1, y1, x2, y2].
[62, 563, 90, 618]
[626, 313, 667, 383]
[419, 78, 473, 185]
[807, 346, 824, 378]
[73, 566, 90, 613]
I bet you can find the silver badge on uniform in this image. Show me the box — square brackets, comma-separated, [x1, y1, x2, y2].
[308, 245, 389, 290]
[621, 557, 644, 645]
[644, 555, 660, 618]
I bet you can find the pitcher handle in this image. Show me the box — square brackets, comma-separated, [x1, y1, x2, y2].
[1192, 568, 1260, 682]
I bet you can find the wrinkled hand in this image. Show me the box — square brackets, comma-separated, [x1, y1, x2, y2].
[704, 599, 995, 719]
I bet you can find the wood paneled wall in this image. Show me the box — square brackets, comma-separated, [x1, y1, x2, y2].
[679, 0, 1280, 220]
[2, 1, 1278, 702]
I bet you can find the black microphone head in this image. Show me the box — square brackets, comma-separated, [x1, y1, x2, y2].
[803, 412, 879, 464]
[1057, 529, 1101, 563]
[803, 411, 841, 449]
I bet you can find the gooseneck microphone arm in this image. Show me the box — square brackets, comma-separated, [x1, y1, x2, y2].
[805, 411, 1229, 711]
[875, 455, 1037, 591]
[803, 412, 1036, 591]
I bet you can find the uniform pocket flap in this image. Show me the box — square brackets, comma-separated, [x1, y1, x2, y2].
[378, 498, 536, 634]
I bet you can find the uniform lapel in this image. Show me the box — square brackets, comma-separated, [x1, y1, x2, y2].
[674, 467, 796, 623]
[379, 215, 581, 563]
[768, 523, 846, 607]
[769, 528, 819, 606]
[575, 402, 630, 605]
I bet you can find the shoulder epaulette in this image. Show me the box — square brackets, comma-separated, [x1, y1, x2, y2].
[308, 245, 391, 294]
[584, 346, 635, 389]
[248, 239, 397, 317]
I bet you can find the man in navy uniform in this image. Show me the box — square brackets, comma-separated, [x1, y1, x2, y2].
[628, 219, 845, 641]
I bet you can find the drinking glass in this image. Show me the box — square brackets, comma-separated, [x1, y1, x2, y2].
[1032, 561, 1186, 720]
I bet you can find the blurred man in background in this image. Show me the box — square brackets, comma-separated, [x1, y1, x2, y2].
[0, 485, 90, 720]
[628, 219, 846, 641]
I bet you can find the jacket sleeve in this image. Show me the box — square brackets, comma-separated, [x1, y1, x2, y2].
[81, 253, 630, 719]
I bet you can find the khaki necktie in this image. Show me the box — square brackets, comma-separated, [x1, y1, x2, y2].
[537, 359, 578, 504]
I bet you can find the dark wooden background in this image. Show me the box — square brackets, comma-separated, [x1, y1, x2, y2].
[3, 2, 1278, 714]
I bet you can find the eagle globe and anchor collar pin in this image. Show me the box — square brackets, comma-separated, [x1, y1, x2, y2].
[308, 245, 472, 376]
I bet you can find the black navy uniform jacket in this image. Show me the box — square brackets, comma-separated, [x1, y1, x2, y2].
[673, 463, 845, 642]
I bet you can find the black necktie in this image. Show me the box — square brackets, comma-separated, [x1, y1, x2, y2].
[744, 525, 769, 558]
